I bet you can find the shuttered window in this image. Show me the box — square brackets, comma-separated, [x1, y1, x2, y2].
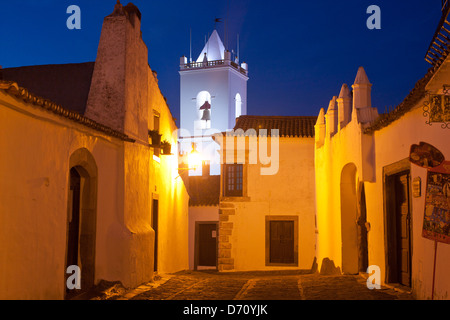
[224, 164, 243, 197]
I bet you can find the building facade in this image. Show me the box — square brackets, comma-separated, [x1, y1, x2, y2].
[0, 2, 189, 299]
[179, 29, 249, 176]
[315, 61, 450, 299]
[214, 116, 317, 272]
[180, 30, 249, 271]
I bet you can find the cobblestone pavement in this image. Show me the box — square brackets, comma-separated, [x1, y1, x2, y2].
[119, 270, 414, 300]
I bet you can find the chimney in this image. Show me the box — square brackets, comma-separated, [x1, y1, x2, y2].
[180, 56, 187, 69]
[224, 50, 231, 62]
[85, 1, 149, 140]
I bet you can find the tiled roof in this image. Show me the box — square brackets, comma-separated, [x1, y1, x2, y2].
[364, 64, 436, 134]
[186, 175, 220, 207]
[0, 80, 134, 142]
[233, 115, 317, 137]
[365, 7, 450, 134]
[1, 62, 95, 115]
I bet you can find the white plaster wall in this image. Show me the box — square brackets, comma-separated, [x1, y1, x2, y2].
[315, 93, 450, 299]
[149, 71, 190, 274]
[370, 106, 450, 300]
[315, 118, 365, 271]
[180, 67, 248, 137]
[0, 65, 190, 298]
[230, 138, 316, 271]
[228, 70, 248, 125]
[0, 93, 127, 299]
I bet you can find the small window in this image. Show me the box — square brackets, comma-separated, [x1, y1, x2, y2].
[224, 164, 243, 197]
[197, 91, 212, 129]
[235, 93, 242, 119]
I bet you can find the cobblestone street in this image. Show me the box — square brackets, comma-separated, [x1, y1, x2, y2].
[118, 270, 414, 301]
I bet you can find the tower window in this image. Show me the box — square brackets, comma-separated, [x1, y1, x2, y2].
[235, 93, 242, 119]
[196, 91, 212, 129]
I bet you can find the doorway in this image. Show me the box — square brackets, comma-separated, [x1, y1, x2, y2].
[66, 165, 96, 298]
[340, 163, 359, 274]
[384, 160, 412, 287]
[357, 182, 369, 273]
[269, 221, 294, 264]
[265, 216, 298, 266]
[152, 199, 159, 272]
[66, 149, 97, 299]
[195, 222, 218, 270]
[66, 168, 81, 298]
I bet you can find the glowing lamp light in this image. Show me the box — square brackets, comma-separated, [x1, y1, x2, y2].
[176, 143, 203, 179]
[188, 143, 202, 170]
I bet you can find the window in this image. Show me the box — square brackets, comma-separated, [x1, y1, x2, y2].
[224, 164, 243, 197]
[196, 91, 211, 129]
[235, 93, 242, 119]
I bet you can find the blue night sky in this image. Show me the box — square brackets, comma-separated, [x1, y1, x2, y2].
[0, 0, 443, 124]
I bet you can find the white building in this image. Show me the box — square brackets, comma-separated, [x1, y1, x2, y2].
[180, 29, 249, 270]
[179, 30, 249, 175]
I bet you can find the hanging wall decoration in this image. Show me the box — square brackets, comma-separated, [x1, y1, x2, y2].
[410, 142, 449, 299]
[409, 141, 450, 243]
[423, 85, 450, 129]
[422, 161, 450, 244]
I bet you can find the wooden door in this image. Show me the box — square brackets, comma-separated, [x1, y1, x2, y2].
[270, 221, 294, 264]
[66, 168, 81, 296]
[198, 224, 217, 267]
[152, 199, 159, 272]
[395, 173, 411, 287]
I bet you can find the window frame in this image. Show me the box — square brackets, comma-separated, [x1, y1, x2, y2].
[223, 163, 244, 197]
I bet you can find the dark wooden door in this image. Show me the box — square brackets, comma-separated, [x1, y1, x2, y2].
[270, 221, 294, 264]
[395, 173, 411, 287]
[152, 199, 159, 272]
[198, 224, 217, 266]
[66, 168, 81, 295]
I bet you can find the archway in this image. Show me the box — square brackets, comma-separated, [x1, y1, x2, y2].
[66, 148, 98, 298]
[340, 163, 359, 274]
[196, 91, 211, 129]
[235, 93, 242, 119]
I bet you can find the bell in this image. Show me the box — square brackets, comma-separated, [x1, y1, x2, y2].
[201, 109, 211, 121]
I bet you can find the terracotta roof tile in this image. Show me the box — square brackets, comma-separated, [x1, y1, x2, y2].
[186, 175, 220, 207]
[233, 115, 317, 137]
[0, 80, 134, 142]
[1, 62, 95, 115]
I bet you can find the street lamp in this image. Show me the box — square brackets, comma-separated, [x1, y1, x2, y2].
[176, 143, 202, 179]
[188, 143, 202, 170]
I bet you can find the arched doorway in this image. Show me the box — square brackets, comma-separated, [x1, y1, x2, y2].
[65, 149, 98, 299]
[340, 163, 359, 274]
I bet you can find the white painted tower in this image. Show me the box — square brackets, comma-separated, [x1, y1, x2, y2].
[179, 30, 249, 175]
